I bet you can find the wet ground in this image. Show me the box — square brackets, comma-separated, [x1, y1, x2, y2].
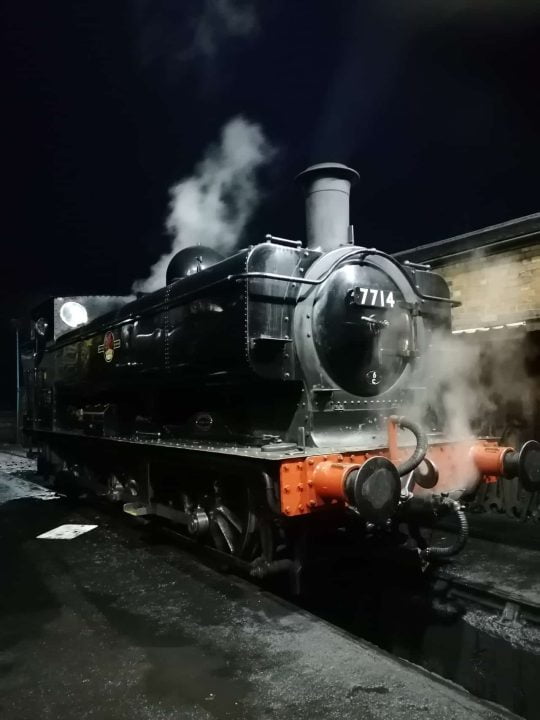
[296, 513, 540, 718]
[0, 450, 523, 719]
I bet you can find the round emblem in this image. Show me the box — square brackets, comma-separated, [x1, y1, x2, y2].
[104, 331, 115, 362]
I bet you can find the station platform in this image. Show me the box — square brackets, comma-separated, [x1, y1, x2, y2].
[0, 452, 518, 719]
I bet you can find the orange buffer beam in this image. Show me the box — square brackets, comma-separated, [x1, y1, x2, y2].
[279, 453, 370, 517]
[278, 440, 508, 517]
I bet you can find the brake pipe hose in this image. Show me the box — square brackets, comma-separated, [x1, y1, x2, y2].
[420, 499, 469, 560]
[388, 415, 429, 476]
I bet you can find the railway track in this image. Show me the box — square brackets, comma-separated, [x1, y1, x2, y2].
[435, 536, 540, 626]
[1, 449, 539, 718]
[2, 448, 539, 623]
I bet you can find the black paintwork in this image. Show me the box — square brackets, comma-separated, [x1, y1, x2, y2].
[23, 239, 451, 451]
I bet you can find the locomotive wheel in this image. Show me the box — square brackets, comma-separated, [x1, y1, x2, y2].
[184, 476, 271, 562]
[53, 468, 83, 500]
[207, 477, 261, 560]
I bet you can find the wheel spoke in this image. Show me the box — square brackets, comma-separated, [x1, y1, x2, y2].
[182, 492, 193, 513]
[209, 521, 225, 551]
[215, 504, 242, 533]
[214, 514, 236, 553]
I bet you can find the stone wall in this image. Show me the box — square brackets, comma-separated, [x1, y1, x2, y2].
[436, 245, 540, 331]
[435, 242, 540, 447]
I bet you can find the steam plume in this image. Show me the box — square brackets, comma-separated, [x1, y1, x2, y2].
[418, 330, 532, 438]
[134, 116, 275, 293]
[417, 328, 535, 494]
[193, 0, 259, 59]
[423, 248, 536, 443]
[422, 332, 485, 435]
[135, 1, 260, 84]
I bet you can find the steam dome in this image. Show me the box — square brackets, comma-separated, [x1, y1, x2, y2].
[166, 246, 224, 285]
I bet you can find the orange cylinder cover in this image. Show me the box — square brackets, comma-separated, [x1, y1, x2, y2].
[470, 443, 513, 476]
[311, 461, 357, 501]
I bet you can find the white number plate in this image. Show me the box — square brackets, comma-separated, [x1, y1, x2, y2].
[349, 287, 396, 308]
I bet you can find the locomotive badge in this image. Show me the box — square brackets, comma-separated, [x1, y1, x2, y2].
[98, 331, 120, 362]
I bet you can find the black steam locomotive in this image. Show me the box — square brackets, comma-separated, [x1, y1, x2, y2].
[22, 163, 540, 580]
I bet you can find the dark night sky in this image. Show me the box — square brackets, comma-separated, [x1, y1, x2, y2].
[2, 1, 540, 406]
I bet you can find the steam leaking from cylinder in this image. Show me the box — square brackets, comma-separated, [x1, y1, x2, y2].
[133, 116, 275, 293]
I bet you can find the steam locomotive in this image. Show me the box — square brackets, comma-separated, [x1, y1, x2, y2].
[22, 163, 540, 582]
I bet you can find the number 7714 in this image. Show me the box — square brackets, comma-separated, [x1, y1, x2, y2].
[354, 287, 395, 308]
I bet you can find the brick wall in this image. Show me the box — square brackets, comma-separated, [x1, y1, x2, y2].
[436, 245, 540, 330]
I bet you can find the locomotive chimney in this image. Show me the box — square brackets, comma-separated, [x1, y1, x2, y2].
[296, 162, 360, 250]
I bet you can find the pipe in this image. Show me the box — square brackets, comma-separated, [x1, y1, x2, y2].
[262, 471, 281, 514]
[388, 415, 428, 476]
[296, 163, 359, 250]
[14, 323, 20, 445]
[353, 250, 457, 305]
[420, 500, 469, 560]
[265, 234, 302, 248]
[250, 558, 293, 579]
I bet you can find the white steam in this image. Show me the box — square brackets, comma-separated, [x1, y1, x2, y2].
[420, 330, 533, 437]
[396, 245, 536, 450]
[421, 331, 483, 439]
[135, 1, 260, 75]
[134, 116, 275, 293]
[194, 0, 259, 59]
[406, 334, 487, 494]
[421, 248, 537, 445]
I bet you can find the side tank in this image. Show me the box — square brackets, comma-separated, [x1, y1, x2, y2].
[31, 241, 321, 436]
[44, 241, 320, 392]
